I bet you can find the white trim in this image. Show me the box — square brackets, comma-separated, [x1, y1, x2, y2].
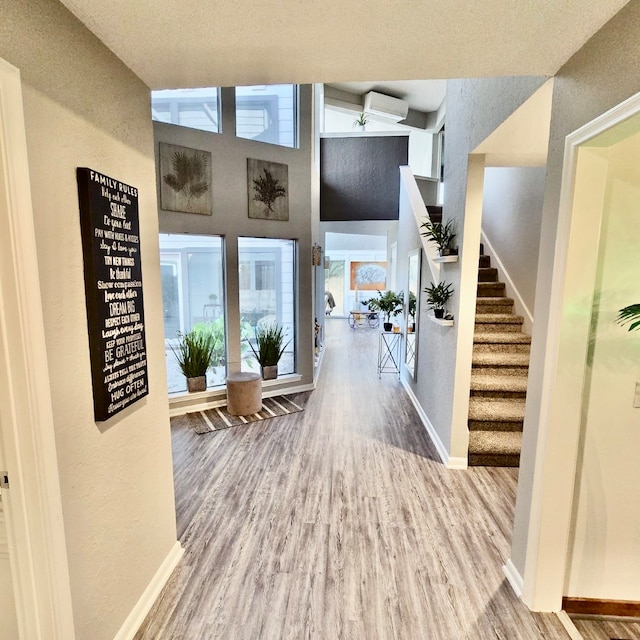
[0, 57, 75, 638]
[401, 377, 468, 469]
[502, 559, 524, 597]
[521, 90, 640, 611]
[481, 230, 534, 329]
[399, 166, 441, 283]
[113, 541, 184, 640]
[556, 611, 584, 640]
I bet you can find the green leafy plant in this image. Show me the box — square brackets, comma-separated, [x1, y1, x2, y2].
[616, 303, 640, 331]
[424, 281, 454, 311]
[247, 323, 291, 367]
[193, 319, 226, 367]
[353, 112, 369, 128]
[253, 168, 286, 213]
[363, 290, 403, 323]
[163, 150, 209, 209]
[420, 217, 456, 254]
[171, 329, 217, 378]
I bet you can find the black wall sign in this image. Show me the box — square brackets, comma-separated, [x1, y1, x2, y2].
[77, 168, 149, 421]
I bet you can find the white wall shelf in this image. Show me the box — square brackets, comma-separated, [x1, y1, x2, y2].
[433, 255, 459, 263]
[429, 314, 454, 326]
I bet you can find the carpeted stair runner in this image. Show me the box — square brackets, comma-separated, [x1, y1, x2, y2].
[468, 252, 531, 467]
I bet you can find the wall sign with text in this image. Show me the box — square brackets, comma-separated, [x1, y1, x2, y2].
[77, 168, 149, 421]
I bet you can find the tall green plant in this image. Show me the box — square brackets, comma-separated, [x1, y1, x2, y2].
[247, 323, 291, 366]
[171, 329, 217, 378]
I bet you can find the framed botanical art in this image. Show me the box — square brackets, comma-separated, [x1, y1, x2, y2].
[247, 158, 289, 221]
[160, 142, 212, 215]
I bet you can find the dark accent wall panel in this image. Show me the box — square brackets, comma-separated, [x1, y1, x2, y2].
[320, 136, 408, 221]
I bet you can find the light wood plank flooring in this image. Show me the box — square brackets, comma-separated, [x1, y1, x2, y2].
[572, 615, 640, 640]
[135, 319, 570, 639]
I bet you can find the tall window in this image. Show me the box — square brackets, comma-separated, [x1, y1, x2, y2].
[238, 238, 295, 375]
[235, 84, 297, 148]
[151, 87, 220, 133]
[159, 234, 226, 393]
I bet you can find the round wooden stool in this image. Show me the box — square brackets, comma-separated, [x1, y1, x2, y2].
[225, 372, 262, 416]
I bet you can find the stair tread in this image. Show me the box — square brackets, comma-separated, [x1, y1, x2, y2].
[476, 296, 514, 304]
[478, 282, 505, 289]
[472, 352, 530, 366]
[475, 313, 524, 324]
[474, 332, 531, 344]
[470, 374, 529, 393]
[468, 430, 522, 455]
[468, 397, 526, 421]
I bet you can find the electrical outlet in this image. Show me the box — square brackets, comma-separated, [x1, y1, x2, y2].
[634, 382, 640, 408]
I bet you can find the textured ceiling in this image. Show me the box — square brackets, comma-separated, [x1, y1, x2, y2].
[59, 0, 630, 90]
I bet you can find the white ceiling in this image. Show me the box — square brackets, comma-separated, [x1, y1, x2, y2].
[59, 0, 630, 90]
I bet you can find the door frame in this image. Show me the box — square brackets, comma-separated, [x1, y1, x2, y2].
[520, 90, 640, 611]
[0, 57, 75, 638]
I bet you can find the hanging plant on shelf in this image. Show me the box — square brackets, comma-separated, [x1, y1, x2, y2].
[424, 281, 454, 319]
[420, 217, 457, 256]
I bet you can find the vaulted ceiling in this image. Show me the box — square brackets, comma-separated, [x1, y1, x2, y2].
[59, 0, 629, 91]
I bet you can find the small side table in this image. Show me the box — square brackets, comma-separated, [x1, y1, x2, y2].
[377, 331, 402, 378]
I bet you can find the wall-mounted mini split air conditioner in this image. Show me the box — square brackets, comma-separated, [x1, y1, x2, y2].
[363, 91, 409, 122]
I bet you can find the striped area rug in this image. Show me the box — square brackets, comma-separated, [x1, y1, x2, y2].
[186, 394, 304, 435]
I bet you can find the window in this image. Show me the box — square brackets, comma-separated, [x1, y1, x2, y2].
[151, 87, 220, 133]
[159, 234, 226, 393]
[238, 238, 295, 375]
[235, 84, 297, 148]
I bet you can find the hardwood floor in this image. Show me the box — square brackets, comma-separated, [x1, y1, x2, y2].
[135, 319, 570, 639]
[571, 616, 640, 640]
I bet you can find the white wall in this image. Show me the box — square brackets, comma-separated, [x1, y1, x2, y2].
[0, 503, 18, 640]
[482, 167, 546, 317]
[564, 130, 640, 600]
[0, 1, 178, 637]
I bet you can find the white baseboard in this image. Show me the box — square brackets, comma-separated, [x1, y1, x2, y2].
[114, 540, 184, 640]
[481, 231, 534, 330]
[401, 377, 467, 469]
[503, 559, 524, 597]
[556, 610, 584, 640]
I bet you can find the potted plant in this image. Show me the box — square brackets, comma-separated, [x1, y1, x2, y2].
[364, 290, 403, 331]
[424, 281, 453, 319]
[171, 329, 217, 392]
[247, 322, 291, 380]
[353, 112, 368, 131]
[420, 217, 457, 256]
[407, 291, 417, 332]
[193, 319, 227, 385]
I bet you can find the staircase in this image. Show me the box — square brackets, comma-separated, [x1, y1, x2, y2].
[468, 252, 531, 467]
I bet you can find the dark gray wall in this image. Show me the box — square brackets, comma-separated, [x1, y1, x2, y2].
[320, 135, 408, 221]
